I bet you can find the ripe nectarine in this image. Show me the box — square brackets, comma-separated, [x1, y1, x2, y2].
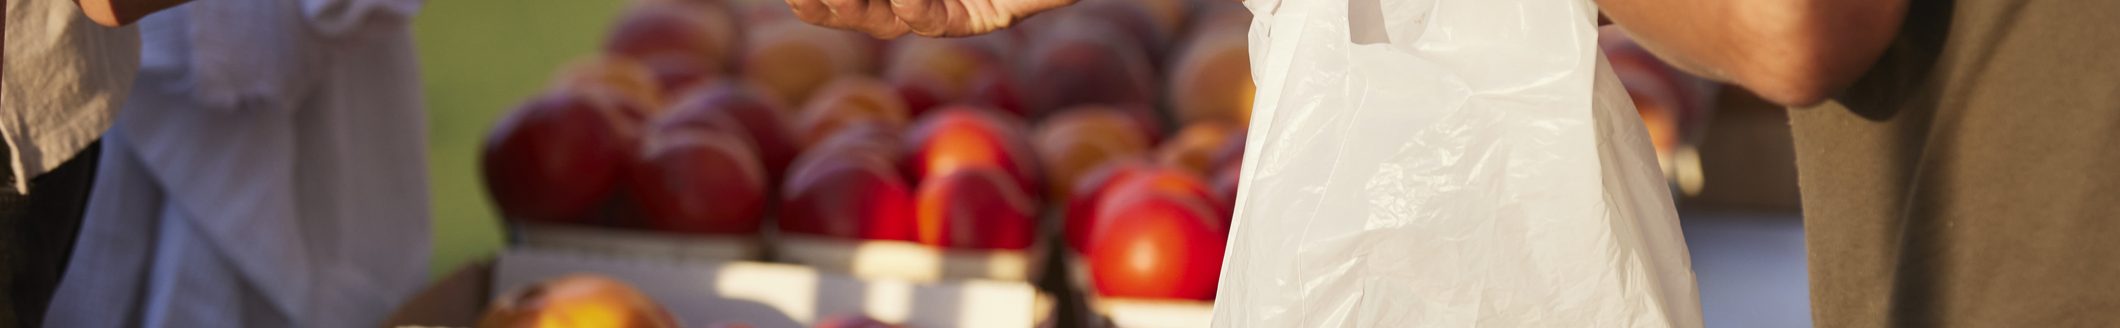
[884, 37, 1021, 116]
[741, 20, 873, 109]
[628, 127, 769, 235]
[795, 77, 910, 148]
[901, 106, 1042, 198]
[483, 59, 659, 224]
[478, 275, 678, 328]
[1021, 21, 1159, 116]
[658, 83, 801, 185]
[1087, 188, 1225, 301]
[604, 0, 742, 92]
[1066, 163, 1220, 252]
[1155, 120, 1242, 177]
[780, 136, 917, 242]
[1166, 28, 1254, 125]
[1033, 106, 1152, 203]
[916, 167, 1038, 250]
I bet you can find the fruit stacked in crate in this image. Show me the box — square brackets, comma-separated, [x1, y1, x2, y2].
[478, 0, 1257, 326]
[1017, 1, 1254, 327]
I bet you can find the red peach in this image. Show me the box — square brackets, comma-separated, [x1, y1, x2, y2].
[1032, 106, 1153, 203]
[901, 106, 1042, 198]
[1155, 120, 1242, 177]
[1020, 21, 1159, 116]
[1087, 187, 1225, 301]
[627, 127, 769, 235]
[482, 58, 659, 224]
[657, 82, 801, 185]
[1166, 28, 1255, 125]
[794, 77, 911, 148]
[604, 0, 743, 92]
[741, 20, 874, 108]
[780, 137, 917, 242]
[915, 167, 1038, 250]
[477, 275, 680, 328]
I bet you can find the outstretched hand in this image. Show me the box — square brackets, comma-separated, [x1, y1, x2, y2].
[785, 0, 1076, 38]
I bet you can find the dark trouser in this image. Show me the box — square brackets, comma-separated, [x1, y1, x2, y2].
[0, 142, 100, 328]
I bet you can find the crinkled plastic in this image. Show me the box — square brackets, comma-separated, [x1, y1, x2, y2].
[1210, 0, 1703, 325]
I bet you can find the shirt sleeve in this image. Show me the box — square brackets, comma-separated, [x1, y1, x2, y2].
[2, 0, 140, 192]
[302, 0, 423, 37]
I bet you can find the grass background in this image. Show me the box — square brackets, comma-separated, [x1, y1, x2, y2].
[410, 0, 629, 278]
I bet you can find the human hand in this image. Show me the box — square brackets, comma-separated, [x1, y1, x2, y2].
[785, 0, 1077, 38]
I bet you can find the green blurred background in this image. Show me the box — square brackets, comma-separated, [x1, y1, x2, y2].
[411, 0, 628, 278]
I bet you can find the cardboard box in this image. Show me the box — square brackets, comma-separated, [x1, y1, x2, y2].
[388, 248, 1057, 327]
[509, 223, 766, 263]
[1063, 258, 1214, 328]
[775, 234, 1038, 283]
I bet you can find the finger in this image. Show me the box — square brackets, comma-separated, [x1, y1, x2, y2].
[866, 9, 914, 38]
[1000, 0, 1078, 19]
[787, 0, 837, 27]
[848, 0, 912, 38]
[821, 0, 910, 37]
[890, 0, 951, 36]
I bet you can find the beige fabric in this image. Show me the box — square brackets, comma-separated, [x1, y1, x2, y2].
[1, 0, 138, 193]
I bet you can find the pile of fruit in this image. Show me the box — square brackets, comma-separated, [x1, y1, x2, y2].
[478, 0, 1256, 317]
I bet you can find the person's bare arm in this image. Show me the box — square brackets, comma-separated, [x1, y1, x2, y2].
[1599, 0, 1906, 107]
[75, 0, 191, 27]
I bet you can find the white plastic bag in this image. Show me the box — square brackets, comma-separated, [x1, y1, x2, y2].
[1211, 0, 1703, 325]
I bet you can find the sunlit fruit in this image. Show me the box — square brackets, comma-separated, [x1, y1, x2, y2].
[741, 20, 873, 108]
[1067, 163, 1220, 253]
[780, 134, 917, 241]
[794, 76, 910, 148]
[477, 274, 679, 328]
[915, 167, 1037, 250]
[1032, 106, 1151, 203]
[1166, 27, 1254, 125]
[1061, 159, 1149, 252]
[901, 106, 1042, 197]
[1155, 121, 1242, 177]
[1209, 131, 1246, 170]
[1087, 185, 1225, 301]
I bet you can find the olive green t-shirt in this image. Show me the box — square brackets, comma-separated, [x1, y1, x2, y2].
[1790, 0, 2120, 326]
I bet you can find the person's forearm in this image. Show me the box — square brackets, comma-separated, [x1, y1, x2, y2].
[1599, 0, 1904, 107]
[75, 0, 191, 27]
